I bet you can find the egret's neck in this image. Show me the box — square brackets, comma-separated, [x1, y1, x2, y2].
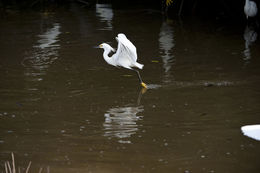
[245, 0, 249, 5]
[103, 49, 115, 66]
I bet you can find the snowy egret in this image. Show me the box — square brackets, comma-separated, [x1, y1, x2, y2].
[244, 0, 258, 18]
[99, 33, 147, 88]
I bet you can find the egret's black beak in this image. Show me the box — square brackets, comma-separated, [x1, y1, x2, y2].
[93, 45, 101, 48]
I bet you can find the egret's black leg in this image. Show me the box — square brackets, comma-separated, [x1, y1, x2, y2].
[134, 70, 147, 88]
[134, 70, 143, 83]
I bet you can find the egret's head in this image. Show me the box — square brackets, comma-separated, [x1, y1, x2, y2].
[99, 43, 115, 52]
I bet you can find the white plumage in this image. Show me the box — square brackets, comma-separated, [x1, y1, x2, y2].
[100, 33, 143, 69]
[244, 0, 258, 18]
[99, 33, 147, 88]
[241, 125, 260, 141]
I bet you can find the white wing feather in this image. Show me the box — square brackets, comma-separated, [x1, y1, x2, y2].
[241, 125, 260, 141]
[113, 34, 138, 69]
[117, 34, 137, 62]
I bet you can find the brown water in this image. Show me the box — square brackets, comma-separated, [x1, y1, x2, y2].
[1, 3, 260, 173]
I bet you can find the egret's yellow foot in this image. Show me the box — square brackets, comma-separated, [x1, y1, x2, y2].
[141, 82, 147, 89]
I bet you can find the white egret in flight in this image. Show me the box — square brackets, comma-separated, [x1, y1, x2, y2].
[244, 0, 258, 18]
[99, 33, 147, 88]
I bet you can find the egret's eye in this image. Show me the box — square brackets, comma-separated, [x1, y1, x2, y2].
[99, 44, 103, 48]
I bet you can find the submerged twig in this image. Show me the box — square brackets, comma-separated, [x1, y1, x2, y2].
[178, 0, 184, 16]
[3, 153, 48, 173]
[38, 167, 43, 173]
[76, 0, 89, 6]
[7, 161, 12, 173]
[12, 153, 16, 173]
[25, 161, 32, 173]
[5, 162, 8, 173]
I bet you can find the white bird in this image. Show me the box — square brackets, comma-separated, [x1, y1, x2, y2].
[244, 0, 258, 19]
[99, 33, 147, 88]
[241, 125, 260, 141]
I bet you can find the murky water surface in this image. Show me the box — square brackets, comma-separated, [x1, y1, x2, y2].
[1, 3, 260, 173]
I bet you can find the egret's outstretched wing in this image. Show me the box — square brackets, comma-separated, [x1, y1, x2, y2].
[241, 125, 260, 141]
[118, 34, 137, 61]
[114, 34, 138, 68]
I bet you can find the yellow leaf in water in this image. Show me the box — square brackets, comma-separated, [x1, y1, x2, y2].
[151, 60, 159, 63]
[65, 32, 70, 34]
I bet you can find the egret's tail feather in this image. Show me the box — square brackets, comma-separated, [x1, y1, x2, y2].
[135, 62, 144, 69]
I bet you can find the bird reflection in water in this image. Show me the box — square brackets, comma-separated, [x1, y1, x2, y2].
[103, 89, 146, 144]
[243, 24, 257, 64]
[159, 20, 175, 83]
[96, 3, 113, 30]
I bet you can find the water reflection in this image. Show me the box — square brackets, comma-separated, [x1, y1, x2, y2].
[103, 106, 144, 143]
[22, 23, 61, 81]
[35, 23, 61, 49]
[103, 90, 145, 144]
[96, 3, 113, 30]
[243, 25, 257, 63]
[159, 20, 175, 83]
